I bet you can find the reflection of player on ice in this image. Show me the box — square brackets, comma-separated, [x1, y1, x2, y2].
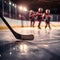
[36, 8, 43, 29]
[19, 14, 25, 27]
[43, 9, 51, 29]
[29, 10, 35, 27]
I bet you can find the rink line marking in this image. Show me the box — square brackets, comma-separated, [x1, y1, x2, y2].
[0, 26, 21, 30]
[0, 25, 60, 30]
[0, 26, 32, 30]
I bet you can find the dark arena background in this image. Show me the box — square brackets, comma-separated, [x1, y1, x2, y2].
[0, 0, 60, 60]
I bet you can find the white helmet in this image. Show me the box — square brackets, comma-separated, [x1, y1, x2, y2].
[45, 9, 50, 13]
[38, 8, 43, 12]
[30, 10, 33, 13]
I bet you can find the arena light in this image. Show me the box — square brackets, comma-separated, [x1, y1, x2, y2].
[23, 7, 28, 11]
[19, 6, 23, 10]
[12, 3, 14, 6]
[18, 6, 28, 12]
[9, 2, 11, 5]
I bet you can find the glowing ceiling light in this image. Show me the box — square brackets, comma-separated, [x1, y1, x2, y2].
[9, 2, 11, 5]
[19, 6, 23, 10]
[18, 6, 28, 12]
[12, 3, 14, 6]
[23, 7, 28, 11]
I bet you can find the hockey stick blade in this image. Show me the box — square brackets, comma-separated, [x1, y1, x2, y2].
[0, 15, 34, 40]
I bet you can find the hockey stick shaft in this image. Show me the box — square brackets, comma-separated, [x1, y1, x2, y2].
[0, 15, 34, 40]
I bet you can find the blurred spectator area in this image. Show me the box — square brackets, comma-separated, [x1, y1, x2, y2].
[0, 0, 60, 21]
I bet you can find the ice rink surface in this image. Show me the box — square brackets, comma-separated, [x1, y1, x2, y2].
[0, 27, 60, 60]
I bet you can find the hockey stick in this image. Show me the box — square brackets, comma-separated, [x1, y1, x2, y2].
[0, 15, 34, 40]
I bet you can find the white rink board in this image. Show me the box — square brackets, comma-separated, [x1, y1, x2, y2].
[0, 17, 60, 27]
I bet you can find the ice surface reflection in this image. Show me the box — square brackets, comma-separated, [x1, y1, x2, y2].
[18, 43, 28, 55]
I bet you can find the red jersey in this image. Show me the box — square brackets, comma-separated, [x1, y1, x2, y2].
[29, 12, 35, 20]
[36, 12, 43, 20]
[43, 13, 51, 19]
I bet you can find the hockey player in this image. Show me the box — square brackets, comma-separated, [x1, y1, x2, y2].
[43, 9, 51, 29]
[29, 10, 35, 27]
[36, 8, 43, 29]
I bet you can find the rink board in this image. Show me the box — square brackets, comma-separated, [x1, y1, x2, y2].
[0, 17, 60, 30]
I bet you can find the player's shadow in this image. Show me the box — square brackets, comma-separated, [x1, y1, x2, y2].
[41, 47, 60, 60]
